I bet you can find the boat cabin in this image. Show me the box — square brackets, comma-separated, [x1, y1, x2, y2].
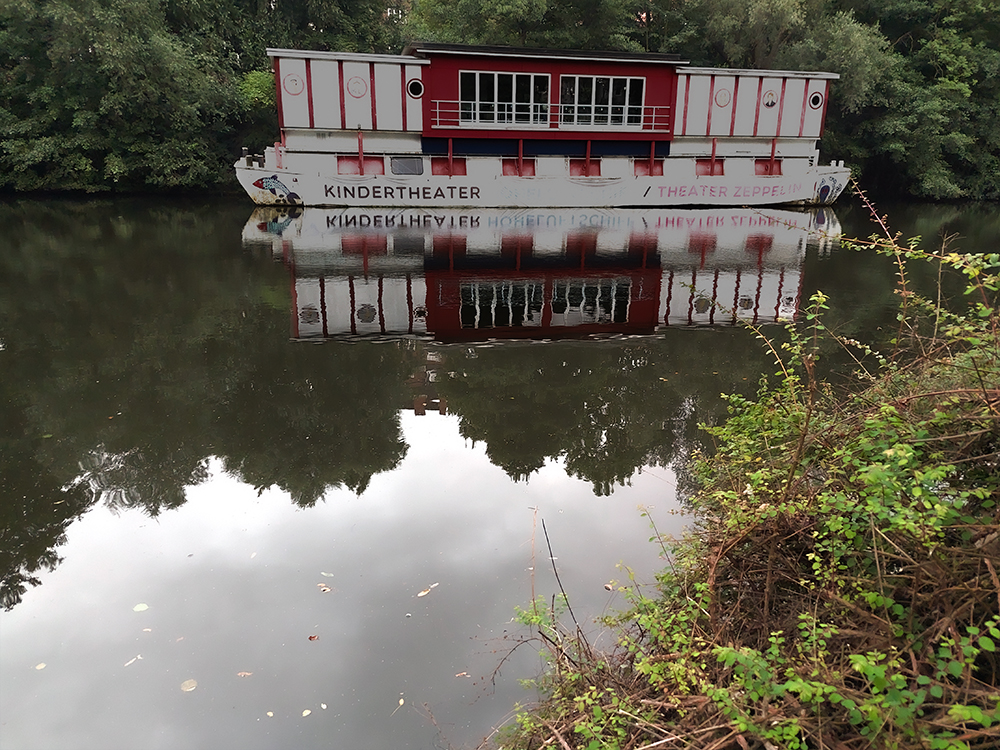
[268, 43, 837, 179]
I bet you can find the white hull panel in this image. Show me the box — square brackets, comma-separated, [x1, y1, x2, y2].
[236, 162, 850, 208]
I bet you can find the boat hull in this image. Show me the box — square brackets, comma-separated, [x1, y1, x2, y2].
[235, 162, 850, 209]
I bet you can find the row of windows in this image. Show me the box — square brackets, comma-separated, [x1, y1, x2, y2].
[457, 72, 646, 127]
[337, 155, 784, 177]
[459, 72, 550, 125]
[459, 279, 631, 329]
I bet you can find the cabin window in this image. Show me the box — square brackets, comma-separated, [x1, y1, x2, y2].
[551, 279, 631, 325]
[634, 159, 664, 176]
[406, 79, 424, 98]
[460, 282, 543, 329]
[755, 159, 782, 175]
[337, 156, 385, 175]
[560, 76, 644, 126]
[459, 71, 550, 125]
[569, 158, 601, 177]
[431, 157, 467, 176]
[390, 157, 424, 175]
[501, 158, 536, 176]
[695, 159, 724, 176]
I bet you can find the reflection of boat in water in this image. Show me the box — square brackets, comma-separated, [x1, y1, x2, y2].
[243, 207, 840, 342]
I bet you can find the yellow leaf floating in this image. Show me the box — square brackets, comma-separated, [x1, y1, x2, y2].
[133, 603, 148, 612]
[417, 589, 430, 597]
[302, 709, 311, 717]
[180, 679, 197, 692]
[35, 663, 46, 670]
[266, 712, 273, 718]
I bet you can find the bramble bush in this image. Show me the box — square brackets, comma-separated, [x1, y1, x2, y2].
[500, 188, 999, 750]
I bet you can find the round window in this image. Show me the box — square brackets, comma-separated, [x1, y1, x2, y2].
[407, 79, 424, 98]
[809, 92, 824, 109]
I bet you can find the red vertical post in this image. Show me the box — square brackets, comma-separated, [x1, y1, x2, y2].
[358, 130, 365, 176]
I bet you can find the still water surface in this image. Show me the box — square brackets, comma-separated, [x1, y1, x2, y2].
[1, 198, 996, 750]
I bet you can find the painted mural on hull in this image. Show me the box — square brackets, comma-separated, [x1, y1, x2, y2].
[234, 44, 851, 208]
[242, 207, 841, 342]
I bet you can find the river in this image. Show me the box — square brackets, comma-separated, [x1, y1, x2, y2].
[0, 197, 996, 750]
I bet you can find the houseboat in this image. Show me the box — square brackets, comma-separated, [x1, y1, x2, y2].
[236, 43, 850, 209]
[242, 206, 841, 341]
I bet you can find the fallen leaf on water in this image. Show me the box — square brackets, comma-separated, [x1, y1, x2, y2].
[316, 583, 331, 592]
[302, 709, 311, 717]
[132, 603, 148, 612]
[321, 703, 327, 709]
[430, 582, 439, 589]
[320, 571, 334, 577]
[142, 628, 152, 633]
[35, 663, 46, 670]
[124, 657, 137, 667]
[237, 672, 253, 677]
[308, 635, 319, 641]
[417, 588, 431, 597]
[250, 552, 257, 559]
[390, 697, 405, 716]
[455, 672, 468, 678]
[180, 679, 197, 692]
[175, 637, 184, 642]
[266, 712, 273, 718]
[604, 583, 614, 591]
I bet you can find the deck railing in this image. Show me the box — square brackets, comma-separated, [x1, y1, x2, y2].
[430, 101, 672, 132]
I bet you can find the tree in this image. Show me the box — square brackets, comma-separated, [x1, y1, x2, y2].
[0, 0, 241, 191]
[407, 0, 644, 50]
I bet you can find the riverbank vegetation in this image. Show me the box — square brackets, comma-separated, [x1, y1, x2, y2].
[1, 0, 998, 199]
[495, 192, 1000, 749]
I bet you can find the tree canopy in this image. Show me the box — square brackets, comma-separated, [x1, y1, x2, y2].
[0, 0, 997, 199]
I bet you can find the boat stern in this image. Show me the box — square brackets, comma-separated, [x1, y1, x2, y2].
[810, 162, 850, 205]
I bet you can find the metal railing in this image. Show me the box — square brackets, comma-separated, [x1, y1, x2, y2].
[430, 100, 672, 132]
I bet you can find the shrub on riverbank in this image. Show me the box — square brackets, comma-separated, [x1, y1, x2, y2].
[499, 194, 1000, 749]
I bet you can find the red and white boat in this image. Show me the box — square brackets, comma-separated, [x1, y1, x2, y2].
[236, 43, 850, 209]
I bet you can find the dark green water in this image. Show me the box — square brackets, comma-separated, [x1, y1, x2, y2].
[0, 197, 995, 750]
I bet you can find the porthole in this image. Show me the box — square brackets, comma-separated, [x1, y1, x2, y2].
[406, 78, 424, 98]
[809, 92, 824, 109]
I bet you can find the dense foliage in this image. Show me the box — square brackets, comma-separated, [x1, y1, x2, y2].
[1, 0, 997, 198]
[501, 192, 1000, 748]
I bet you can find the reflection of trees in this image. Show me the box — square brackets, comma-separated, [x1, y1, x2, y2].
[0, 200, 410, 608]
[2, 198, 977, 609]
[433, 333, 772, 495]
[211, 321, 410, 505]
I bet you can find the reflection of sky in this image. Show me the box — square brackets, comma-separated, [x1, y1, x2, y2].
[0, 413, 688, 750]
